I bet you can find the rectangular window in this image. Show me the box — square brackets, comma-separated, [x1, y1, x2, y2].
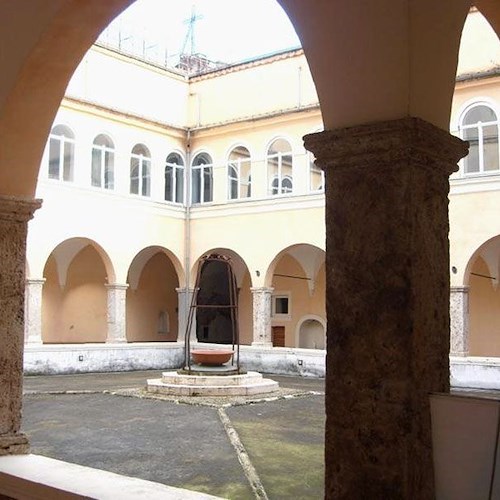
[175, 167, 184, 203]
[48, 138, 60, 179]
[91, 148, 101, 187]
[272, 294, 290, 318]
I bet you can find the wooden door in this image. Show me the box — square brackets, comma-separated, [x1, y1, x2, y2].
[272, 326, 285, 347]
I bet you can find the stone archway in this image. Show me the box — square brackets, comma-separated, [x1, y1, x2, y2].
[297, 316, 326, 349]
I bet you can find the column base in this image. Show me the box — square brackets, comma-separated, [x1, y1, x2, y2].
[25, 337, 43, 345]
[105, 339, 128, 344]
[251, 342, 273, 348]
[0, 433, 30, 456]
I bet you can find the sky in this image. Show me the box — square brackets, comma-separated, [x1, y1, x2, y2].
[99, 0, 301, 67]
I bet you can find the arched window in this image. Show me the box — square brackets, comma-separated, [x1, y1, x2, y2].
[309, 152, 324, 192]
[130, 144, 151, 196]
[271, 175, 293, 195]
[227, 146, 251, 200]
[165, 152, 184, 204]
[459, 104, 499, 175]
[191, 153, 213, 204]
[267, 138, 293, 196]
[91, 134, 114, 189]
[48, 125, 75, 181]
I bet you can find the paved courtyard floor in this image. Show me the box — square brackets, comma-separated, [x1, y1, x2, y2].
[21, 371, 325, 499]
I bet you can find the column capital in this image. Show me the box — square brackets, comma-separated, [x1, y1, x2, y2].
[304, 116, 468, 176]
[450, 285, 469, 293]
[0, 195, 42, 222]
[175, 287, 196, 293]
[26, 277, 46, 286]
[250, 286, 274, 294]
[105, 283, 129, 291]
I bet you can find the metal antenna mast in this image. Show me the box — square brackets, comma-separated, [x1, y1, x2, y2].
[181, 5, 203, 56]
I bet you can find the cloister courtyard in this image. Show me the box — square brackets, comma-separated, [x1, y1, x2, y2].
[21, 371, 325, 499]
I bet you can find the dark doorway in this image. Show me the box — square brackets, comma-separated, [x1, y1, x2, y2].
[196, 258, 233, 344]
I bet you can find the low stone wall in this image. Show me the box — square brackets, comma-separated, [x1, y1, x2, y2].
[23, 342, 327, 377]
[24, 342, 185, 375]
[24, 344, 500, 390]
[450, 356, 500, 390]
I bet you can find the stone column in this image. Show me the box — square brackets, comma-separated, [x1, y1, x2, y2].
[176, 287, 196, 342]
[0, 195, 41, 455]
[105, 283, 128, 343]
[450, 286, 469, 356]
[251, 287, 274, 347]
[304, 117, 468, 499]
[24, 278, 45, 344]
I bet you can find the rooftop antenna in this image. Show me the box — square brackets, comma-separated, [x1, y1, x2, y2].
[181, 4, 203, 56]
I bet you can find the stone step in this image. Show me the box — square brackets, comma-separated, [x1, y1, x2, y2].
[160, 370, 263, 387]
[146, 377, 279, 397]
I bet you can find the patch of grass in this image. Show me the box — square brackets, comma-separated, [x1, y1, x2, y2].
[233, 420, 324, 499]
[181, 475, 254, 500]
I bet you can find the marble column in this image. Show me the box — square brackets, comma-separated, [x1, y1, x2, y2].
[450, 286, 469, 356]
[251, 287, 274, 347]
[24, 278, 45, 344]
[176, 287, 196, 342]
[304, 117, 468, 499]
[105, 283, 128, 343]
[0, 195, 41, 455]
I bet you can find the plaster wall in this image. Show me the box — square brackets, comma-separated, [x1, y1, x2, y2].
[66, 46, 189, 127]
[456, 8, 500, 77]
[188, 51, 318, 127]
[189, 203, 325, 289]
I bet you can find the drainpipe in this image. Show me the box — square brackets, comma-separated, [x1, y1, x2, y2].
[183, 128, 192, 345]
[297, 65, 302, 109]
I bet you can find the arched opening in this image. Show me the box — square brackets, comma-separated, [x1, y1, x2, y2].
[265, 244, 325, 348]
[298, 317, 326, 349]
[465, 236, 500, 356]
[126, 247, 181, 342]
[42, 239, 112, 343]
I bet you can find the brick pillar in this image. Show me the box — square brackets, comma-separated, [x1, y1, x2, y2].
[305, 117, 468, 499]
[251, 287, 274, 347]
[24, 278, 45, 344]
[450, 286, 469, 356]
[105, 283, 128, 343]
[0, 195, 41, 455]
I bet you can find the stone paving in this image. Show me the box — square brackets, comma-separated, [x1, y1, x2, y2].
[21, 371, 325, 499]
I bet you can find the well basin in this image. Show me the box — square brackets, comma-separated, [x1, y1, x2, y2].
[191, 349, 234, 366]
